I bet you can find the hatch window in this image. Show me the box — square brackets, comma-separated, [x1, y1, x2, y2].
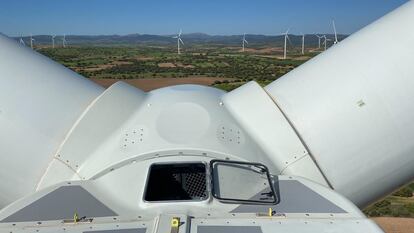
[210, 160, 278, 204]
[144, 163, 207, 201]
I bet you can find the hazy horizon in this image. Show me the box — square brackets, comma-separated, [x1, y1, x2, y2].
[5, 32, 349, 37]
[0, 0, 408, 37]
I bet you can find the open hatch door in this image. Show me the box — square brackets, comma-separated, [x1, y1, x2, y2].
[210, 160, 278, 205]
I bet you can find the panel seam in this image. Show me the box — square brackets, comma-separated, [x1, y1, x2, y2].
[35, 85, 112, 191]
[260, 85, 334, 189]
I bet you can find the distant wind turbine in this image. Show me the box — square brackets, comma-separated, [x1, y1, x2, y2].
[19, 34, 25, 46]
[332, 20, 339, 44]
[242, 33, 248, 52]
[52, 35, 56, 48]
[173, 29, 184, 55]
[30, 34, 35, 49]
[301, 33, 305, 55]
[315, 34, 323, 49]
[282, 29, 290, 59]
[62, 34, 67, 48]
[322, 35, 331, 51]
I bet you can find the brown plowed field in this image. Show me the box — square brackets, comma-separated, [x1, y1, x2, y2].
[91, 77, 232, 91]
[372, 217, 414, 233]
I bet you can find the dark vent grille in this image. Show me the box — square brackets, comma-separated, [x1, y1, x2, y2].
[173, 172, 207, 199]
[145, 163, 207, 201]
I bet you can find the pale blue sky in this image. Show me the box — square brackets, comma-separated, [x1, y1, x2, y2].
[0, 0, 409, 36]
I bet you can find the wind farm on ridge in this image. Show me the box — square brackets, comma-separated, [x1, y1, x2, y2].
[11, 20, 347, 92]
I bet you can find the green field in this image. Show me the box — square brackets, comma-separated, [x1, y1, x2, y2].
[364, 183, 414, 217]
[38, 45, 313, 90]
[38, 44, 414, 217]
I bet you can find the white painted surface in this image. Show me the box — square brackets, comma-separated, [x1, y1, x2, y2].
[0, 3, 412, 232]
[0, 174, 368, 228]
[265, 1, 414, 207]
[222, 82, 327, 186]
[0, 35, 104, 207]
[156, 102, 211, 144]
[38, 83, 275, 185]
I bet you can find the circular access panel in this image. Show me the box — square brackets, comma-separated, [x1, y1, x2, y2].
[156, 102, 211, 144]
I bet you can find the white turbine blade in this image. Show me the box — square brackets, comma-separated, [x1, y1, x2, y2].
[286, 34, 293, 45]
[179, 29, 182, 36]
[244, 39, 248, 44]
[179, 38, 184, 45]
[322, 36, 327, 44]
[332, 20, 338, 42]
[285, 28, 290, 35]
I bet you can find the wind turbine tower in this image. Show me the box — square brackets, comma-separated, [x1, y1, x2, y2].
[52, 35, 56, 48]
[315, 34, 323, 49]
[301, 33, 305, 55]
[30, 34, 35, 49]
[242, 33, 248, 52]
[322, 35, 331, 51]
[282, 29, 290, 59]
[173, 29, 184, 55]
[62, 34, 67, 48]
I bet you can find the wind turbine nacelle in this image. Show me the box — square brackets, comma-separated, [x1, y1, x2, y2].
[0, 1, 413, 216]
[0, 34, 324, 209]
